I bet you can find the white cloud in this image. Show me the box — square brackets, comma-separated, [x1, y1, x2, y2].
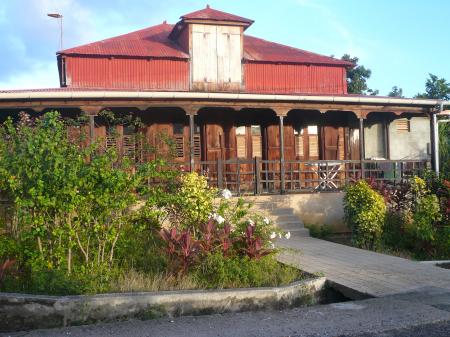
[0, 61, 59, 90]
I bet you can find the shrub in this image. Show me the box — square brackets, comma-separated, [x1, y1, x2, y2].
[344, 180, 386, 249]
[403, 194, 442, 256]
[306, 224, 333, 239]
[197, 252, 301, 289]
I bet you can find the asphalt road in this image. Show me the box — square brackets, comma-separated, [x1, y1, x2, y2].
[3, 293, 450, 337]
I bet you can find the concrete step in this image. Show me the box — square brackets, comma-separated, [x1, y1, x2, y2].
[277, 220, 305, 228]
[266, 208, 295, 216]
[278, 228, 310, 238]
[272, 215, 301, 223]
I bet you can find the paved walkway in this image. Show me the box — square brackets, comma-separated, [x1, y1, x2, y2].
[277, 236, 450, 298]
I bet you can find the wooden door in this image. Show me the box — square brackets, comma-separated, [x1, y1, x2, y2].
[320, 126, 340, 160]
[345, 128, 360, 160]
[264, 124, 295, 161]
[203, 124, 224, 161]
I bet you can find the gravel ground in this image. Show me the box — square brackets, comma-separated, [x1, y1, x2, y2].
[341, 321, 450, 337]
[3, 294, 450, 337]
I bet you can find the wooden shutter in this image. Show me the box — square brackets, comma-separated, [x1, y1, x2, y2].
[396, 119, 410, 132]
[174, 134, 184, 158]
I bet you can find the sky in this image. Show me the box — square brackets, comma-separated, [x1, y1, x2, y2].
[0, 0, 449, 97]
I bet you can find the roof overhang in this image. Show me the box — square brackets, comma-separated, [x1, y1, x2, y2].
[0, 90, 444, 107]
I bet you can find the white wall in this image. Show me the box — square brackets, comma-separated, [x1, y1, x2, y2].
[364, 123, 386, 159]
[388, 117, 430, 160]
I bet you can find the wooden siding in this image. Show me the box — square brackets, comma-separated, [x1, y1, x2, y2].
[191, 24, 242, 91]
[65, 56, 189, 90]
[244, 63, 347, 95]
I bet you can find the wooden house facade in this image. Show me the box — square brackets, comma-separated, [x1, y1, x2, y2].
[0, 6, 444, 194]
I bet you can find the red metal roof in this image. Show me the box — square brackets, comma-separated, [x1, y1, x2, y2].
[60, 24, 351, 67]
[180, 5, 253, 25]
[59, 23, 189, 59]
[244, 35, 352, 66]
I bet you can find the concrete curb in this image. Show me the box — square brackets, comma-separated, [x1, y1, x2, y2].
[0, 277, 326, 332]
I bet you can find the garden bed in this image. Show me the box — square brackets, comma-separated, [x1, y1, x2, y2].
[0, 276, 329, 332]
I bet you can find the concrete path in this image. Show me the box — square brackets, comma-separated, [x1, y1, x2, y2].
[277, 236, 450, 298]
[5, 288, 450, 337]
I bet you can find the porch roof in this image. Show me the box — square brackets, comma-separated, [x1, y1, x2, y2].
[0, 89, 444, 108]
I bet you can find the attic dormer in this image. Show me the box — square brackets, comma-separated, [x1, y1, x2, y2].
[170, 5, 253, 92]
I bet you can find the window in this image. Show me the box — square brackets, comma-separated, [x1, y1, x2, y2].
[294, 129, 304, 157]
[123, 126, 136, 159]
[251, 125, 262, 158]
[173, 123, 184, 135]
[396, 119, 410, 132]
[236, 126, 247, 158]
[172, 123, 185, 158]
[106, 126, 118, 150]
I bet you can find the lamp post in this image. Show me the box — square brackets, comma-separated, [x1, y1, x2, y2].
[47, 13, 63, 50]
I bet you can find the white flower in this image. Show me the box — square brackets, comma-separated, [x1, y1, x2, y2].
[247, 219, 255, 227]
[278, 233, 282, 239]
[284, 232, 291, 240]
[211, 213, 225, 224]
[216, 215, 225, 224]
[221, 189, 232, 199]
[270, 232, 277, 239]
[263, 217, 270, 225]
[269, 242, 275, 249]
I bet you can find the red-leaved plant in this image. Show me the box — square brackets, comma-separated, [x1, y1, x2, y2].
[0, 259, 16, 288]
[240, 224, 271, 260]
[159, 228, 199, 274]
[198, 219, 234, 256]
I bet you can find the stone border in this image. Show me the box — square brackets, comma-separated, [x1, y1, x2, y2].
[0, 277, 326, 332]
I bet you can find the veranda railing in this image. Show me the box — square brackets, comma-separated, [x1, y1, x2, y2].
[190, 159, 429, 196]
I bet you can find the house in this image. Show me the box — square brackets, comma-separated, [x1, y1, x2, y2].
[0, 5, 443, 195]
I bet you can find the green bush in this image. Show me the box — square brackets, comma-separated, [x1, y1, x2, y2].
[306, 224, 333, 239]
[344, 180, 386, 249]
[409, 194, 441, 242]
[196, 252, 301, 289]
[0, 112, 299, 295]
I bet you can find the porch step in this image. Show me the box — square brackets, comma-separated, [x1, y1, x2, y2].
[250, 201, 309, 238]
[272, 214, 301, 223]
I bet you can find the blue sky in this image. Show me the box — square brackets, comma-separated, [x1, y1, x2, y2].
[0, 0, 449, 97]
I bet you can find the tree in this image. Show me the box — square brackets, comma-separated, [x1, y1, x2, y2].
[341, 54, 379, 96]
[415, 73, 450, 100]
[415, 74, 450, 178]
[388, 86, 404, 98]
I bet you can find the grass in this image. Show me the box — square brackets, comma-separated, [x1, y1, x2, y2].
[110, 270, 202, 293]
[109, 259, 304, 293]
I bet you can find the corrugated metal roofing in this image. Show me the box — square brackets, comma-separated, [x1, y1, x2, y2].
[180, 6, 253, 24]
[244, 36, 352, 66]
[60, 24, 351, 66]
[59, 23, 189, 59]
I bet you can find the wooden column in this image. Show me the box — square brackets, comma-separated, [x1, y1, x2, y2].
[80, 106, 102, 145]
[383, 118, 391, 160]
[274, 107, 289, 194]
[359, 117, 365, 160]
[359, 117, 365, 179]
[430, 110, 439, 174]
[279, 115, 285, 194]
[184, 106, 199, 172]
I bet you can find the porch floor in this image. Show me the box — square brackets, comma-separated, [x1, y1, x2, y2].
[277, 236, 450, 298]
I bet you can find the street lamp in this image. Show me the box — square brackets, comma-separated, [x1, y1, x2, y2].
[47, 13, 63, 50]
